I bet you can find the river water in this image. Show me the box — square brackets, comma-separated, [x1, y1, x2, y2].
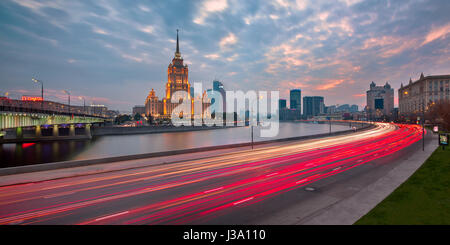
[0, 122, 353, 168]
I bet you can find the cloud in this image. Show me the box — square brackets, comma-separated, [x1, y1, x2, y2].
[193, 0, 228, 25]
[315, 79, 346, 90]
[138, 5, 150, 12]
[204, 53, 221, 59]
[422, 23, 450, 46]
[5, 25, 58, 46]
[219, 32, 238, 49]
[362, 36, 418, 58]
[139, 25, 154, 34]
[92, 27, 109, 35]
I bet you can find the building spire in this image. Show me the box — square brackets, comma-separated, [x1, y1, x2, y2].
[175, 29, 181, 59]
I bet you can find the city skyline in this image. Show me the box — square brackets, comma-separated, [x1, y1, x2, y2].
[1, 0, 449, 111]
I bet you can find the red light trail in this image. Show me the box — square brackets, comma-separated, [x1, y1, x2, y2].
[0, 123, 423, 225]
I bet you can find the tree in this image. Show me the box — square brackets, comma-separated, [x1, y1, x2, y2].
[114, 114, 132, 125]
[133, 113, 142, 121]
[427, 100, 450, 131]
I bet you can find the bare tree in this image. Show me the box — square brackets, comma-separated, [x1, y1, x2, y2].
[427, 100, 450, 131]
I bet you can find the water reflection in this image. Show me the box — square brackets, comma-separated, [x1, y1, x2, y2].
[0, 122, 350, 168]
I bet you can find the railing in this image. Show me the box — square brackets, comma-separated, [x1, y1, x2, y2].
[0, 105, 105, 119]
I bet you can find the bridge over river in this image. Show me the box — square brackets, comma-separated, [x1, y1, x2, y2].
[0, 98, 106, 143]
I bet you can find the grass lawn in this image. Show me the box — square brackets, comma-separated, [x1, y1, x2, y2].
[355, 145, 450, 225]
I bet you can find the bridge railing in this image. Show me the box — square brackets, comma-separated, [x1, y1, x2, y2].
[0, 105, 105, 119]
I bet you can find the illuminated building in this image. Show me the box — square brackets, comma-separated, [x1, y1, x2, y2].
[144, 30, 210, 121]
[398, 73, 450, 116]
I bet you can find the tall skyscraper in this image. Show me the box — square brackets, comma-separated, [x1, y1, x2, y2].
[144, 30, 210, 119]
[279, 99, 287, 110]
[211, 80, 227, 112]
[165, 29, 190, 100]
[290, 89, 301, 113]
[303, 96, 324, 118]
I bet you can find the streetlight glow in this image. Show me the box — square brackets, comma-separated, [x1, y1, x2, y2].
[31, 77, 44, 110]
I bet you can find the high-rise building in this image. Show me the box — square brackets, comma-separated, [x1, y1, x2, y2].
[144, 30, 210, 120]
[303, 96, 324, 118]
[366, 81, 394, 119]
[290, 89, 301, 113]
[190, 87, 194, 98]
[212, 80, 226, 113]
[279, 99, 287, 110]
[398, 73, 450, 116]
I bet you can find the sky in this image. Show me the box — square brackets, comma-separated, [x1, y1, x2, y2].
[0, 0, 449, 112]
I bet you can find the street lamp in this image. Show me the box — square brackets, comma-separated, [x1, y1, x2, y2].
[63, 90, 71, 114]
[250, 95, 263, 149]
[32, 78, 44, 110]
[422, 99, 425, 151]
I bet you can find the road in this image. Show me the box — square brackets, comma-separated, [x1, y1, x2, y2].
[0, 123, 424, 225]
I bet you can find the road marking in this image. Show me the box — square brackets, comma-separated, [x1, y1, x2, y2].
[233, 197, 254, 205]
[204, 187, 224, 194]
[332, 166, 341, 171]
[95, 211, 129, 222]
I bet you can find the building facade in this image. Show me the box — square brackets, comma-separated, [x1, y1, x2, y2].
[144, 30, 210, 121]
[398, 73, 450, 116]
[366, 81, 394, 119]
[290, 89, 301, 112]
[279, 99, 287, 110]
[303, 96, 324, 118]
[132, 105, 146, 116]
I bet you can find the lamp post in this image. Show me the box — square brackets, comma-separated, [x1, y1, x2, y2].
[63, 90, 71, 114]
[32, 78, 44, 110]
[250, 95, 263, 149]
[422, 100, 425, 151]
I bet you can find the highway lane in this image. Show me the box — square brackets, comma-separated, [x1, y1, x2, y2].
[0, 123, 424, 225]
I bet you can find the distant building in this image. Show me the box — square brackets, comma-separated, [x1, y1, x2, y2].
[350, 104, 358, 112]
[290, 89, 301, 113]
[325, 105, 336, 114]
[279, 99, 287, 110]
[132, 105, 146, 115]
[303, 96, 324, 118]
[279, 108, 301, 121]
[398, 73, 450, 116]
[366, 81, 394, 119]
[190, 87, 194, 98]
[212, 80, 226, 113]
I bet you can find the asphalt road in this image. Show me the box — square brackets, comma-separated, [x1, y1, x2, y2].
[0, 123, 425, 225]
